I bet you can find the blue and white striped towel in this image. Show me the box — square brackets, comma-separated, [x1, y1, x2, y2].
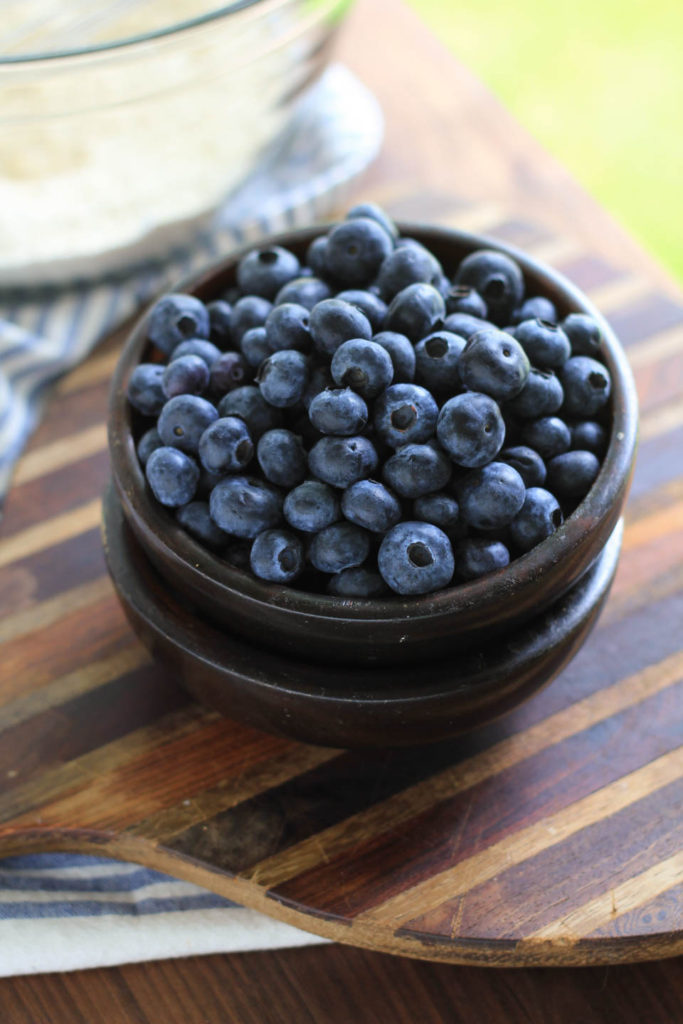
[0, 63, 381, 975]
[0, 63, 383, 506]
[0, 854, 326, 976]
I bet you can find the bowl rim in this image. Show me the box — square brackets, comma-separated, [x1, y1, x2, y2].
[0, 0, 268, 66]
[109, 221, 638, 625]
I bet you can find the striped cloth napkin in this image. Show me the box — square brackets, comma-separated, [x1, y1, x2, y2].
[0, 63, 381, 975]
[0, 63, 383, 506]
[0, 853, 326, 977]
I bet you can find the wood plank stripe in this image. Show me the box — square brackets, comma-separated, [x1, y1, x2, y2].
[586, 277, 651, 314]
[0, 498, 101, 568]
[56, 348, 122, 396]
[0, 646, 147, 734]
[0, 576, 113, 646]
[529, 851, 683, 941]
[358, 747, 683, 927]
[639, 398, 683, 443]
[12, 424, 108, 487]
[249, 651, 683, 889]
[622, 500, 683, 552]
[628, 323, 683, 369]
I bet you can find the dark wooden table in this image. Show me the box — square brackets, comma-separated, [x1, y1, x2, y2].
[2, 0, 683, 1019]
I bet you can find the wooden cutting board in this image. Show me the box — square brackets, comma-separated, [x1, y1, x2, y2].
[1, 202, 682, 967]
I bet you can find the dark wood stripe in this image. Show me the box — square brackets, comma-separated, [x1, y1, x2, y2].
[556, 254, 624, 292]
[399, 778, 683, 942]
[268, 682, 683, 920]
[634, 349, 683, 414]
[485, 219, 555, 249]
[0, 528, 104, 622]
[608, 293, 683, 346]
[630, 426, 683, 498]
[25, 380, 112, 451]
[0, 594, 131, 704]
[0, 664, 188, 822]
[0, 450, 109, 538]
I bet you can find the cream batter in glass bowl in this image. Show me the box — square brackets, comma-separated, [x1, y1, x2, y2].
[0, 0, 352, 286]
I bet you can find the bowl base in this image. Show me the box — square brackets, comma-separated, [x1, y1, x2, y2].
[102, 482, 623, 749]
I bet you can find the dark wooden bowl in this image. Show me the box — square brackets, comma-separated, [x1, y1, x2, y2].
[102, 481, 623, 748]
[108, 224, 638, 667]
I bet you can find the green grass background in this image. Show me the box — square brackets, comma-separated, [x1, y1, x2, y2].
[408, 0, 682, 281]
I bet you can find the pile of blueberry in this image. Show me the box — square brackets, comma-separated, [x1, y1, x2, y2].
[127, 203, 612, 597]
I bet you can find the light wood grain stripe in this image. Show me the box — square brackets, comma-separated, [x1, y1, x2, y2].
[629, 323, 683, 369]
[640, 398, 683, 442]
[622, 500, 683, 552]
[248, 651, 683, 888]
[360, 746, 683, 927]
[13, 424, 108, 487]
[523, 237, 583, 267]
[528, 850, 683, 940]
[0, 646, 147, 734]
[0, 576, 113, 646]
[586, 277, 651, 314]
[443, 204, 505, 234]
[57, 349, 121, 396]
[0, 498, 101, 569]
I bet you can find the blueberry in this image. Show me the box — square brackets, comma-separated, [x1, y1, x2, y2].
[519, 416, 571, 459]
[513, 296, 558, 324]
[454, 250, 524, 324]
[157, 394, 218, 453]
[515, 319, 571, 370]
[309, 435, 378, 488]
[504, 367, 564, 418]
[414, 331, 467, 393]
[210, 350, 250, 395]
[309, 298, 372, 356]
[509, 487, 563, 552]
[346, 202, 398, 240]
[145, 446, 199, 507]
[330, 339, 394, 399]
[127, 363, 165, 416]
[571, 420, 608, 456]
[325, 217, 394, 286]
[454, 537, 510, 581]
[413, 492, 460, 531]
[373, 383, 438, 447]
[433, 273, 453, 299]
[376, 244, 439, 301]
[436, 393, 505, 468]
[305, 236, 329, 278]
[162, 354, 209, 398]
[445, 286, 488, 319]
[198, 416, 254, 474]
[171, 338, 222, 369]
[560, 356, 612, 417]
[218, 385, 282, 439]
[264, 303, 312, 352]
[283, 480, 340, 532]
[257, 350, 309, 408]
[236, 245, 300, 299]
[176, 500, 229, 549]
[327, 566, 387, 597]
[308, 522, 371, 574]
[209, 476, 283, 538]
[275, 276, 331, 310]
[301, 364, 334, 410]
[371, 331, 416, 382]
[147, 293, 210, 356]
[384, 283, 446, 342]
[456, 462, 526, 530]
[442, 311, 489, 340]
[336, 290, 388, 332]
[308, 387, 368, 436]
[250, 528, 304, 583]
[382, 443, 451, 498]
[207, 300, 233, 348]
[499, 445, 547, 487]
[458, 328, 530, 400]
[378, 521, 454, 595]
[137, 426, 163, 466]
[230, 295, 272, 345]
[341, 479, 402, 533]
[563, 313, 603, 356]
[546, 450, 601, 499]
[256, 429, 307, 488]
